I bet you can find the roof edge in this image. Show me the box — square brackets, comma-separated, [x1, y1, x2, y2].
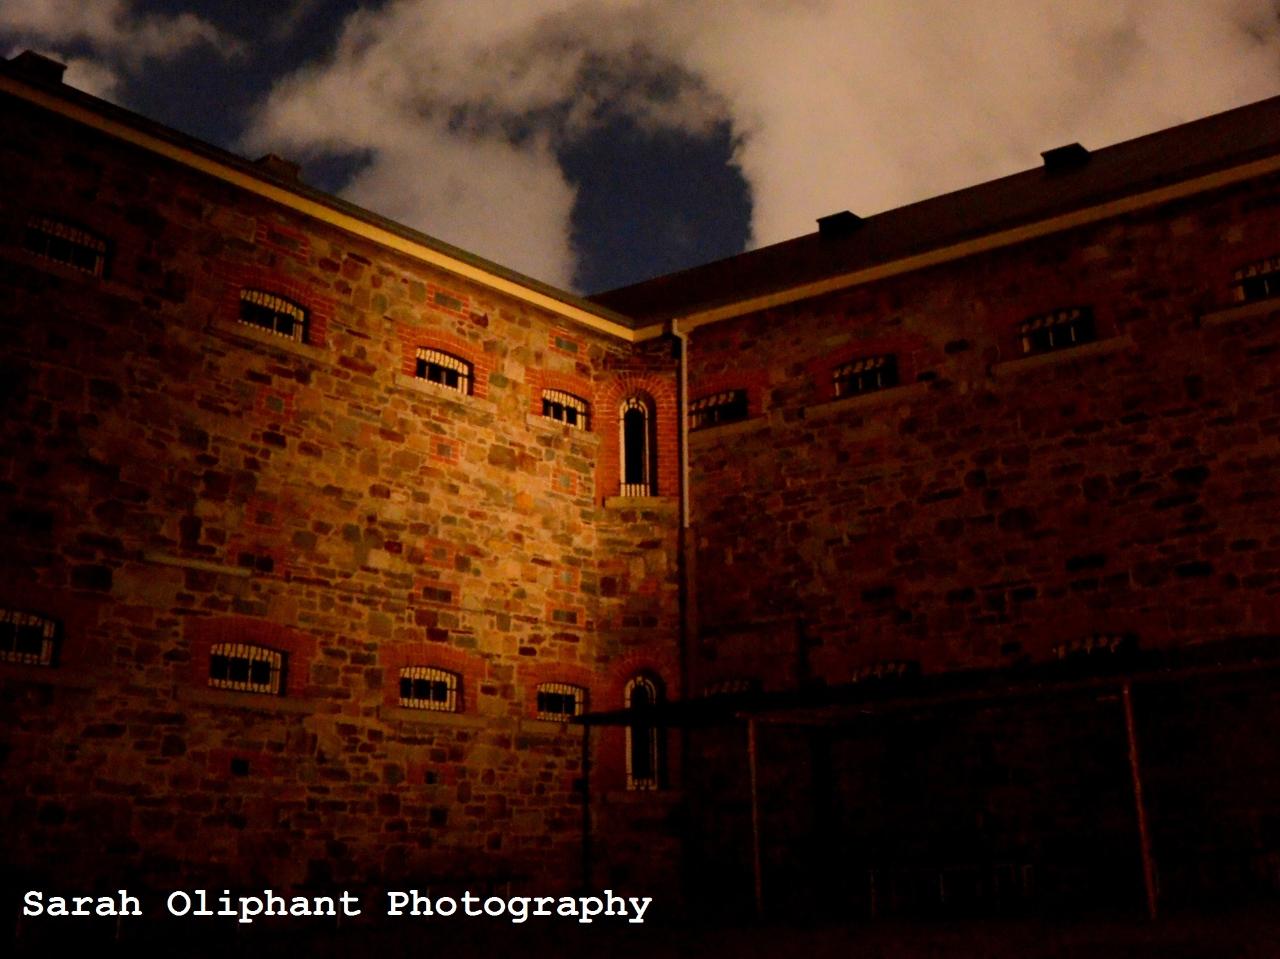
[668, 149, 1280, 332]
[0, 59, 642, 342]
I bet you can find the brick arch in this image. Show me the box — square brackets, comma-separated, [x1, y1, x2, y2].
[804, 332, 933, 401]
[595, 651, 680, 790]
[380, 641, 488, 712]
[395, 326, 491, 398]
[517, 660, 599, 718]
[604, 650, 679, 709]
[185, 615, 317, 698]
[596, 373, 678, 502]
[530, 369, 597, 418]
[214, 262, 334, 347]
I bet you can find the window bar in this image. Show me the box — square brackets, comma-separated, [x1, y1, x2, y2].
[208, 642, 284, 694]
[0, 608, 59, 666]
[1018, 307, 1096, 355]
[536, 682, 586, 721]
[620, 396, 652, 496]
[1233, 255, 1280, 303]
[625, 676, 660, 790]
[541, 389, 589, 430]
[415, 348, 472, 394]
[24, 215, 107, 276]
[239, 289, 307, 343]
[833, 354, 899, 398]
[689, 389, 748, 431]
[398, 665, 460, 712]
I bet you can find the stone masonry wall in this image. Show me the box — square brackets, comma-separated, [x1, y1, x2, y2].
[684, 170, 1280, 910]
[0, 93, 681, 897]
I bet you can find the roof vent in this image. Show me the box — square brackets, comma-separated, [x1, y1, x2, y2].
[7, 51, 67, 86]
[254, 154, 302, 182]
[1040, 142, 1090, 173]
[817, 210, 863, 237]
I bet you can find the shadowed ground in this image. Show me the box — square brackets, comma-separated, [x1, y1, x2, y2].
[11, 907, 1280, 958]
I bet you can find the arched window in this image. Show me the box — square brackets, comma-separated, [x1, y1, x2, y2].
[415, 348, 472, 395]
[619, 395, 655, 496]
[625, 674, 663, 791]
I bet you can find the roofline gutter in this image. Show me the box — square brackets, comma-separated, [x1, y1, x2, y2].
[652, 149, 1280, 336]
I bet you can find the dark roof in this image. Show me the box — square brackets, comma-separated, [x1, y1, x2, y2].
[590, 94, 1280, 323]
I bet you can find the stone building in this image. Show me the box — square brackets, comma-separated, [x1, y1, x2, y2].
[3, 49, 1280, 917]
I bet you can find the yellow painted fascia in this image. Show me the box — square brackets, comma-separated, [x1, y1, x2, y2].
[0, 75, 639, 342]
[671, 152, 1280, 333]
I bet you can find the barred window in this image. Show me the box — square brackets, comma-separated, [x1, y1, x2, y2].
[689, 389, 749, 431]
[620, 396, 655, 496]
[851, 660, 919, 683]
[399, 666, 460, 712]
[209, 642, 285, 695]
[625, 675, 663, 791]
[239, 289, 307, 343]
[542, 389, 589, 430]
[833, 354, 899, 399]
[416, 348, 472, 395]
[1053, 632, 1138, 661]
[0, 608, 59, 667]
[536, 682, 586, 721]
[24, 215, 106, 276]
[1018, 307, 1096, 355]
[701, 677, 761, 697]
[1234, 255, 1280, 303]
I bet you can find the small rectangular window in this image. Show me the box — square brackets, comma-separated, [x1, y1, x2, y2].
[1053, 633, 1137, 661]
[541, 389, 589, 430]
[24, 215, 106, 276]
[399, 666, 460, 712]
[209, 642, 285, 695]
[0, 608, 59, 666]
[701, 677, 761, 697]
[416, 348, 472, 395]
[833, 354, 899, 398]
[1018, 307, 1096, 356]
[1234, 255, 1280, 303]
[536, 682, 586, 720]
[851, 660, 919, 683]
[239, 289, 307, 343]
[689, 389, 749, 431]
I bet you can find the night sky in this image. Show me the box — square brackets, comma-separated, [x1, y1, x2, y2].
[3, 1, 1280, 294]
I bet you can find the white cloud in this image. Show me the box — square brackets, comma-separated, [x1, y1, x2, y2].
[0, 0, 236, 69]
[244, 0, 1280, 289]
[62, 55, 124, 100]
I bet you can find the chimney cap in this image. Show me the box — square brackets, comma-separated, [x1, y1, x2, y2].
[817, 210, 863, 237]
[7, 50, 67, 86]
[1040, 142, 1090, 172]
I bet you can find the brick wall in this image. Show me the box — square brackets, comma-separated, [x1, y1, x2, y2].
[682, 169, 1280, 911]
